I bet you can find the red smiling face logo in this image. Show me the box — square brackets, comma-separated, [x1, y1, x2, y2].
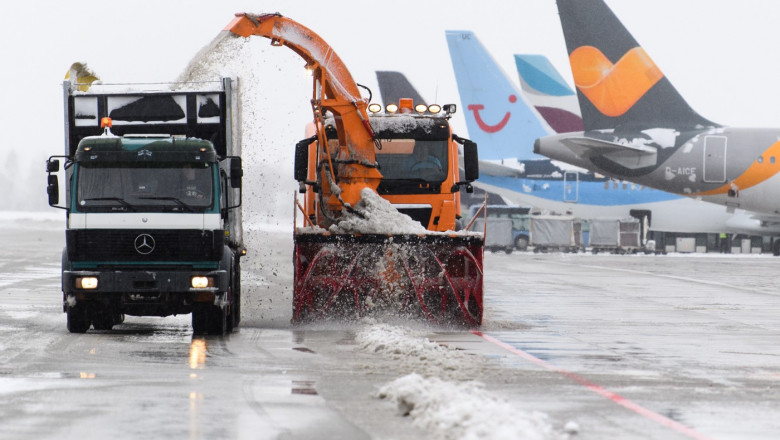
[467, 94, 516, 133]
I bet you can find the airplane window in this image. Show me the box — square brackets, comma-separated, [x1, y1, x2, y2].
[613, 181, 618, 190]
[622, 182, 628, 190]
[772, 156, 776, 164]
[604, 181, 609, 190]
[758, 156, 764, 164]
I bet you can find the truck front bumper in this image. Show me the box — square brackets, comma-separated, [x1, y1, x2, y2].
[63, 269, 228, 315]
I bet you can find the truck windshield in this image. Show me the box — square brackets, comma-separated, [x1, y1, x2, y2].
[375, 139, 448, 183]
[77, 163, 214, 212]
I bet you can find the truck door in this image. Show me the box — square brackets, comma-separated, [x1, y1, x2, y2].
[703, 136, 727, 183]
[564, 171, 578, 202]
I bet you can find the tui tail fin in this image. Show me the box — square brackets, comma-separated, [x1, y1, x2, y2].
[445, 30, 551, 161]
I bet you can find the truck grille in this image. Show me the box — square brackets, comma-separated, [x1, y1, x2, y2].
[67, 229, 224, 262]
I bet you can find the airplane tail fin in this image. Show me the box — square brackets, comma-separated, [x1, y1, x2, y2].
[514, 54, 583, 133]
[557, 0, 717, 131]
[375, 71, 427, 107]
[445, 30, 551, 161]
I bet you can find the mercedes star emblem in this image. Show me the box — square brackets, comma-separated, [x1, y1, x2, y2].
[134, 234, 155, 255]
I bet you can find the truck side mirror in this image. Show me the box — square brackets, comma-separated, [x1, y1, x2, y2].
[463, 140, 479, 182]
[47, 175, 59, 206]
[47, 159, 60, 173]
[294, 137, 311, 182]
[230, 157, 243, 189]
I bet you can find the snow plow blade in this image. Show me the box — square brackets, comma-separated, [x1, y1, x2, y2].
[293, 233, 484, 327]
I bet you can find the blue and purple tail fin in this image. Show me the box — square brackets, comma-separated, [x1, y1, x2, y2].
[514, 54, 583, 133]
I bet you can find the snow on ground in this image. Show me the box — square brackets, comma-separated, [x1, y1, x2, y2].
[377, 374, 566, 440]
[356, 322, 484, 378]
[356, 323, 569, 440]
[0, 211, 64, 223]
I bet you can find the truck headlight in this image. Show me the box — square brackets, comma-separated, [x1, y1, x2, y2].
[76, 277, 98, 289]
[191, 276, 213, 289]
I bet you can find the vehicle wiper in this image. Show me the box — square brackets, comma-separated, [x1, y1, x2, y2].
[138, 196, 196, 212]
[82, 197, 137, 211]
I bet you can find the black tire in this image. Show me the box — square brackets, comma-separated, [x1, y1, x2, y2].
[515, 236, 529, 251]
[773, 240, 780, 256]
[192, 306, 208, 335]
[504, 247, 513, 254]
[66, 303, 90, 333]
[228, 258, 241, 331]
[191, 302, 228, 336]
[91, 312, 114, 331]
[232, 260, 241, 328]
[207, 305, 228, 335]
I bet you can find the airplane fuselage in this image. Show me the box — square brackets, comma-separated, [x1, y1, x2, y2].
[475, 172, 780, 236]
[536, 127, 780, 217]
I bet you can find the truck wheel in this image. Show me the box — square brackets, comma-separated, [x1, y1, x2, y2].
[192, 304, 228, 335]
[192, 307, 208, 335]
[207, 305, 228, 335]
[515, 236, 529, 251]
[92, 312, 114, 331]
[67, 304, 90, 333]
[232, 260, 241, 327]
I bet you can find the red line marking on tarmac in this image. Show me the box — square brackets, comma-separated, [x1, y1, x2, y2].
[472, 331, 715, 440]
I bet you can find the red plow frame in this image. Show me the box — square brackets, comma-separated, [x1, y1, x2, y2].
[293, 233, 484, 326]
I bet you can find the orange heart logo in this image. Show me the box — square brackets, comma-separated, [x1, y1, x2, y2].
[570, 46, 663, 117]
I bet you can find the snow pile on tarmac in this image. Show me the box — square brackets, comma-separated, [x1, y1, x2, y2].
[329, 188, 427, 234]
[378, 374, 564, 440]
[356, 322, 479, 376]
[356, 324, 567, 440]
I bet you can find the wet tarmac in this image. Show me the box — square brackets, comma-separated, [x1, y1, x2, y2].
[1, 216, 779, 439]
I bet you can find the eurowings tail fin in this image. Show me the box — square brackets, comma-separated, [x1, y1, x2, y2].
[556, 0, 717, 131]
[514, 54, 583, 133]
[445, 30, 551, 161]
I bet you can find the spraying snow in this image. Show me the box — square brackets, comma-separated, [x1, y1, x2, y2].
[176, 32, 306, 227]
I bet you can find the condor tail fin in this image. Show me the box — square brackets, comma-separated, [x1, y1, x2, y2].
[556, 0, 717, 131]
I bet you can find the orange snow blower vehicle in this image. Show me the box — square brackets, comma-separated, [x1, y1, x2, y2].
[222, 13, 484, 326]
